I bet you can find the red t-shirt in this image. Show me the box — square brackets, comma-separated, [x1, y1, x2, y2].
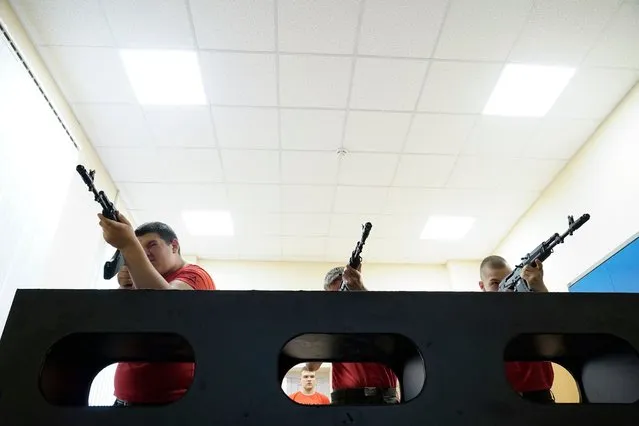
[506, 361, 554, 392]
[289, 391, 330, 405]
[331, 362, 397, 391]
[114, 264, 215, 403]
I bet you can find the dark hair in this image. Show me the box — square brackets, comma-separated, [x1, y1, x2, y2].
[135, 222, 180, 254]
[480, 255, 509, 276]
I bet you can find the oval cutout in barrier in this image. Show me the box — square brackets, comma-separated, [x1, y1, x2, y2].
[279, 333, 425, 405]
[504, 333, 639, 404]
[39, 332, 194, 406]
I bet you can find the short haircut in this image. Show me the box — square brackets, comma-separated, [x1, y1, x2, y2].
[135, 222, 180, 254]
[324, 266, 344, 289]
[301, 368, 315, 376]
[480, 255, 509, 277]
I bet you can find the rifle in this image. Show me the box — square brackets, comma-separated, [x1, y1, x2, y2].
[498, 213, 591, 292]
[76, 165, 124, 280]
[340, 222, 373, 291]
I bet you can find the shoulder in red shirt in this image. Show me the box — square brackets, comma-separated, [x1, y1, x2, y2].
[164, 264, 215, 290]
[331, 362, 397, 391]
[114, 263, 215, 403]
[505, 361, 554, 393]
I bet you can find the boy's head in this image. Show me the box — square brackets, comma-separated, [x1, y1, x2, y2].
[479, 255, 511, 292]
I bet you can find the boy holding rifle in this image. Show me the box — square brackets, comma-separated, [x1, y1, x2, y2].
[306, 223, 399, 405]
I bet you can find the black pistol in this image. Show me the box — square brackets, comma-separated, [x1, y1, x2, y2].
[340, 222, 373, 291]
[498, 213, 591, 292]
[76, 165, 124, 280]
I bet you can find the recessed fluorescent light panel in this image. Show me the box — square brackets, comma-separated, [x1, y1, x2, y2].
[420, 216, 476, 241]
[182, 210, 234, 236]
[120, 49, 207, 105]
[483, 64, 576, 117]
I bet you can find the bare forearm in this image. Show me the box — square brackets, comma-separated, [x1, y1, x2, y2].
[533, 282, 549, 293]
[120, 242, 172, 290]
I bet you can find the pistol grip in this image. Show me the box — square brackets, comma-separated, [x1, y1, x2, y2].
[103, 250, 124, 280]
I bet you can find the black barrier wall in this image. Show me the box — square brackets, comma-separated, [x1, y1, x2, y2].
[1, 289, 639, 425]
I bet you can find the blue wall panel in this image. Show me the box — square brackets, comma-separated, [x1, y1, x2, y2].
[570, 235, 639, 293]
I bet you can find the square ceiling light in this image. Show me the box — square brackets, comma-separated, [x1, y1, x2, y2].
[483, 64, 576, 117]
[182, 210, 234, 236]
[120, 49, 207, 105]
[420, 216, 475, 240]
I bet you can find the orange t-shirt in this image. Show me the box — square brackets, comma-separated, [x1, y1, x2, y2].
[289, 391, 330, 405]
[114, 264, 215, 403]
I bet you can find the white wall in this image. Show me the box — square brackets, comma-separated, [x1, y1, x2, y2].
[0, 2, 132, 325]
[0, 30, 77, 329]
[496, 82, 639, 292]
[197, 258, 481, 292]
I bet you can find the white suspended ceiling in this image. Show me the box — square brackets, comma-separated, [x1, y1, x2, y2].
[9, 0, 639, 263]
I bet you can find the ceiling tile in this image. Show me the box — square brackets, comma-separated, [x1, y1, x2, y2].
[404, 113, 477, 155]
[343, 111, 412, 153]
[11, 0, 113, 46]
[385, 187, 446, 214]
[508, 0, 621, 66]
[280, 109, 346, 150]
[220, 149, 280, 183]
[365, 238, 417, 263]
[435, 189, 540, 218]
[128, 209, 186, 233]
[333, 186, 388, 214]
[279, 55, 352, 108]
[212, 107, 279, 149]
[97, 148, 157, 182]
[118, 182, 228, 210]
[548, 68, 639, 119]
[163, 148, 225, 183]
[392, 154, 457, 187]
[281, 151, 340, 184]
[189, 0, 275, 51]
[462, 116, 540, 157]
[446, 156, 566, 190]
[388, 188, 540, 217]
[143, 106, 216, 148]
[74, 104, 153, 148]
[38, 46, 136, 103]
[357, 0, 448, 58]
[227, 184, 281, 212]
[372, 214, 431, 239]
[418, 61, 503, 113]
[585, 2, 639, 68]
[98, 147, 223, 182]
[102, 0, 195, 48]
[328, 213, 383, 237]
[280, 55, 353, 108]
[280, 185, 335, 213]
[281, 213, 331, 236]
[237, 237, 282, 260]
[200, 52, 278, 106]
[325, 237, 359, 262]
[185, 236, 239, 259]
[525, 118, 600, 160]
[232, 213, 282, 236]
[455, 214, 521, 254]
[349, 58, 428, 111]
[281, 237, 327, 258]
[434, 0, 532, 61]
[278, 0, 361, 54]
[337, 153, 399, 186]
